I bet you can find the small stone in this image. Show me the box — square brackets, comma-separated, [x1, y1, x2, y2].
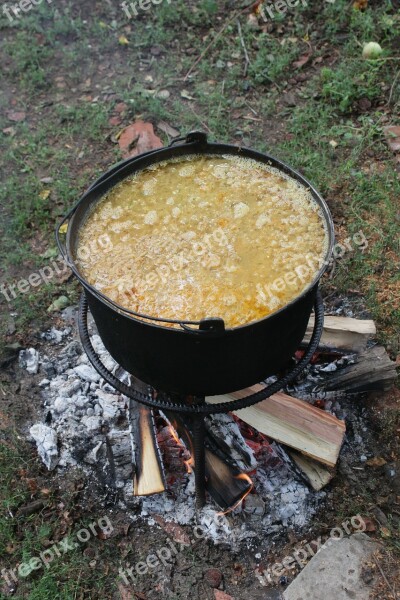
[39, 379, 50, 387]
[19, 348, 40, 374]
[360, 455, 368, 462]
[214, 591, 233, 600]
[47, 296, 70, 313]
[157, 89, 170, 100]
[86, 408, 95, 416]
[74, 364, 100, 383]
[204, 568, 222, 588]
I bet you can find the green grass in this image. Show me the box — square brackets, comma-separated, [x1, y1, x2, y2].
[0, 442, 117, 599]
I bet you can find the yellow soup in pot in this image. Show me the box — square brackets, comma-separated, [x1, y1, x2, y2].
[76, 155, 328, 328]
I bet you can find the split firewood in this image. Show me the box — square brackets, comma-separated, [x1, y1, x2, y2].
[288, 450, 334, 491]
[128, 376, 165, 496]
[322, 345, 398, 393]
[207, 386, 346, 467]
[303, 315, 376, 351]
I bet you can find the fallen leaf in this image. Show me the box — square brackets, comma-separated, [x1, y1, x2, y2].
[157, 121, 180, 138]
[153, 515, 190, 545]
[117, 583, 135, 600]
[353, 0, 368, 9]
[39, 189, 51, 200]
[292, 53, 312, 69]
[181, 89, 195, 100]
[118, 120, 162, 159]
[59, 223, 68, 234]
[109, 116, 122, 127]
[119, 35, 129, 45]
[115, 102, 128, 114]
[7, 110, 26, 122]
[366, 457, 387, 467]
[362, 517, 377, 532]
[383, 126, 400, 153]
[329, 140, 338, 148]
[2, 127, 16, 136]
[380, 526, 391, 538]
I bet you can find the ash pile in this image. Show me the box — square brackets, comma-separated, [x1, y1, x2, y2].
[22, 307, 397, 549]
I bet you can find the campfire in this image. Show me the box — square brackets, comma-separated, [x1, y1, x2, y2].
[26, 295, 397, 544]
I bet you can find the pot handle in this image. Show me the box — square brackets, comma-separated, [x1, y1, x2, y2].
[55, 204, 78, 263]
[180, 317, 225, 335]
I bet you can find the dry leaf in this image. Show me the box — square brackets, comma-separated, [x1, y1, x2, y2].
[117, 582, 135, 600]
[118, 35, 129, 45]
[380, 526, 391, 538]
[383, 126, 400, 153]
[353, 0, 368, 9]
[292, 53, 312, 69]
[180, 89, 195, 100]
[7, 110, 26, 122]
[366, 457, 387, 467]
[59, 223, 68, 234]
[39, 190, 51, 200]
[118, 120, 162, 159]
[157, 121, 180, 138]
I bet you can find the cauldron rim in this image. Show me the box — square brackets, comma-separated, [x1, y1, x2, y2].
[60, 133, 334, 333]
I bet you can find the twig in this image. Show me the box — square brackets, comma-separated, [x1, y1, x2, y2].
[237, 19, 251, 76]
[388, 69, 400, 106]
[184, 2, 255, 81]
[373, 552, 397, 600]
[187, 103, 213, 134]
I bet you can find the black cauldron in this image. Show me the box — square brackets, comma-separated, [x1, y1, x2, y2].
[56, 132, 334, 396]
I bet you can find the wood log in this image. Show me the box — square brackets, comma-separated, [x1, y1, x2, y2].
[288, 450, 334, 491]
[128, 376, 165, 496]
[303, 315, 376, 351]
[206, 386, 346, 467]
[322, 345, 398, 393]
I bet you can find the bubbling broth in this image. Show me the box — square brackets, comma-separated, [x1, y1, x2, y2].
[76, 155, 328, 328]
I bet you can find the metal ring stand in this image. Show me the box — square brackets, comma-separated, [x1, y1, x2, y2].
[78, 291, 325, 509]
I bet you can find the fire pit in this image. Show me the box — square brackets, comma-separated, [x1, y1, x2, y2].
[56, 132, 334, 509]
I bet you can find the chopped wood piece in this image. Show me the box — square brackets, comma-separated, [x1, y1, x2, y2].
[323, 345, 397, 393]
[206, 386, 346, 467]
[304, 315, 376, 351]
[129, 377, 165, 496]
[288, 450, 334, 491]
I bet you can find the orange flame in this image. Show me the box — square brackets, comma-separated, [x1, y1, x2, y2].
[217, 473, 254, 516]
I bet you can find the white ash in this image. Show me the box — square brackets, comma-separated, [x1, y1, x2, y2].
[19, 348, 39, 374]
[25, 322, 324, 548]
[29, 423, 59, 470]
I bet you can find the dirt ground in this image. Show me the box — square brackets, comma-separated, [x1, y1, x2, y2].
[1, 0, 399, 598]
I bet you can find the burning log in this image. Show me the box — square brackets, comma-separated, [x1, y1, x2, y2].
[207, 387, 346, 467]
[128, 376, 166, 496]
[162, 411, 253, 511]
[304, 315, 376, 351]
